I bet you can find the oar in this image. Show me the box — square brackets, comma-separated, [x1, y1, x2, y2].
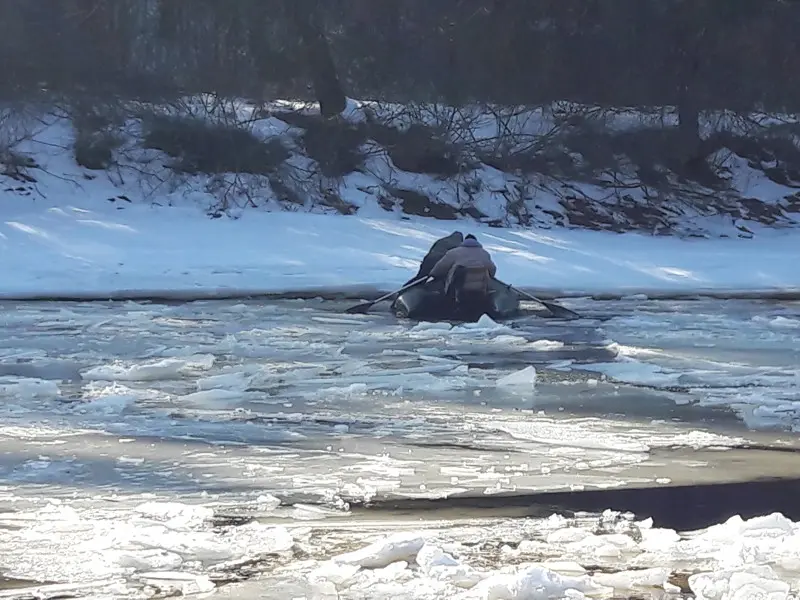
[496, 279, 581, 320]
[345, 277, 430, 314]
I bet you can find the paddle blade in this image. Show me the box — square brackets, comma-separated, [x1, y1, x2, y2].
[497, 280, 582, 320]
[541, 301, 580, 320]
[344, 277, 430, 315]
[344, 301, 375, 314]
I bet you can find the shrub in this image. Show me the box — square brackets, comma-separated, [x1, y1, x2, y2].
[143, 115, 289, 174]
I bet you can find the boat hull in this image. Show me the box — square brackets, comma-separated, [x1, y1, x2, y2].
[391, 279, 520, 322]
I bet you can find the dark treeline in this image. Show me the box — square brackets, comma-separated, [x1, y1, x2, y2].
[3, 0, 800, 166]
[1, 0, 799, 230]
[2, 0, 799, 110]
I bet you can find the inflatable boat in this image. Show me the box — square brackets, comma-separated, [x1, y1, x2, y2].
[391, 278, 521, 322]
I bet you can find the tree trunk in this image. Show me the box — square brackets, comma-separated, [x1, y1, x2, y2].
[672, 0, 704, 163]
[677, 95, 701, 160]
[283, 0, 346, 118]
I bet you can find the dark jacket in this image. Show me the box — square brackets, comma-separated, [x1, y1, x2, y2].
[405, 231, 464, 285]
[429, 237, 497, 291]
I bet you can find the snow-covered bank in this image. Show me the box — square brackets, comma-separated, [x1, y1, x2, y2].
[2, 199, 799, 300]
[1, 100, 800, 300]
[35, 97, 800, 239]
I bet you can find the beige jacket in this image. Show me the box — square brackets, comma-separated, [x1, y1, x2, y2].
[429, 238, 497, 290]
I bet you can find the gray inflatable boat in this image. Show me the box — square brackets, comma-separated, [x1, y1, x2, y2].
[391, 279, 521, 322]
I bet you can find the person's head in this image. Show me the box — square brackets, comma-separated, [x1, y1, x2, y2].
[462, 233, 481, 247]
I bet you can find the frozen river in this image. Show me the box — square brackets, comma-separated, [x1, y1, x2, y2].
[1, 296, 800, 599]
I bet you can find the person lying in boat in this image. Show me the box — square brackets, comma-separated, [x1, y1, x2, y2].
[428, 233, 497, 318]
[403, 230, 464, 286]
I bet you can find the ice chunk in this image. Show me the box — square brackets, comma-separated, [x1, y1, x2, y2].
[289, 503, 351, 520]
[431, 565, 484, 589]
[411, 321, 452, 333]
[196, 371, 252, 391]
[309, 560, 361, 586]
[728, 512, 795, 537]
[81, 354, 215, 381]
[11, 458, 86, 483]
[135, 502, 214, 529]
[255, 493, 282, 510]
[333, 532, 426, 568]
[530, 340, 565, 351]
[767, 316, 800, 329]
[113, 548, 184, 571]
[136, 571, 215, 595]
[456, 314, 509, 333]
[310, 581, 340, 599]
[593, 567, 671, 590]
[0, 376, 61, 400]
[416, 543, 483, 588]
[658, 430, 747, 450]
[564, 533, 640, 559]
[517, 539, 551, 555]
[542, 514, 571, 530]
[318, 382, 369, 397]
[78, 393, 136, 415]
[129, 527, 234, 563]
[228, 522, 294, 556]
[689, 565, 790, 600]
[417, 544, 461, 570]
[493, 334, 531, 346]
[546, 528, 591, 544]
[37, 502, 82, 522]
[179, 388, 244, 407]
[584, 358, 681, 388]
[370, 560, 410, 582]
[541, 560, 586, 575]
[639, 527, 681, 552]
[465, 565, 609, 599]
[704, 512, 795, 540]
[548, 359, 575, 370]
[497, 366, 537, 389]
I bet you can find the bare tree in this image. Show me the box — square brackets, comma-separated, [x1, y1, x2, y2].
[282, 0, 346, 116]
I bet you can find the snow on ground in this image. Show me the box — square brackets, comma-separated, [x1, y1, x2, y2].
[0, 110, 800, 300]
[1, 194, 799, 300]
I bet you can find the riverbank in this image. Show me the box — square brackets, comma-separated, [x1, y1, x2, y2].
[2, 199, 799, 301]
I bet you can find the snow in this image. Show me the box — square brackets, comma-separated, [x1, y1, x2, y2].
[0, 114, 798, 300]
[2, 197, 799, 300]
